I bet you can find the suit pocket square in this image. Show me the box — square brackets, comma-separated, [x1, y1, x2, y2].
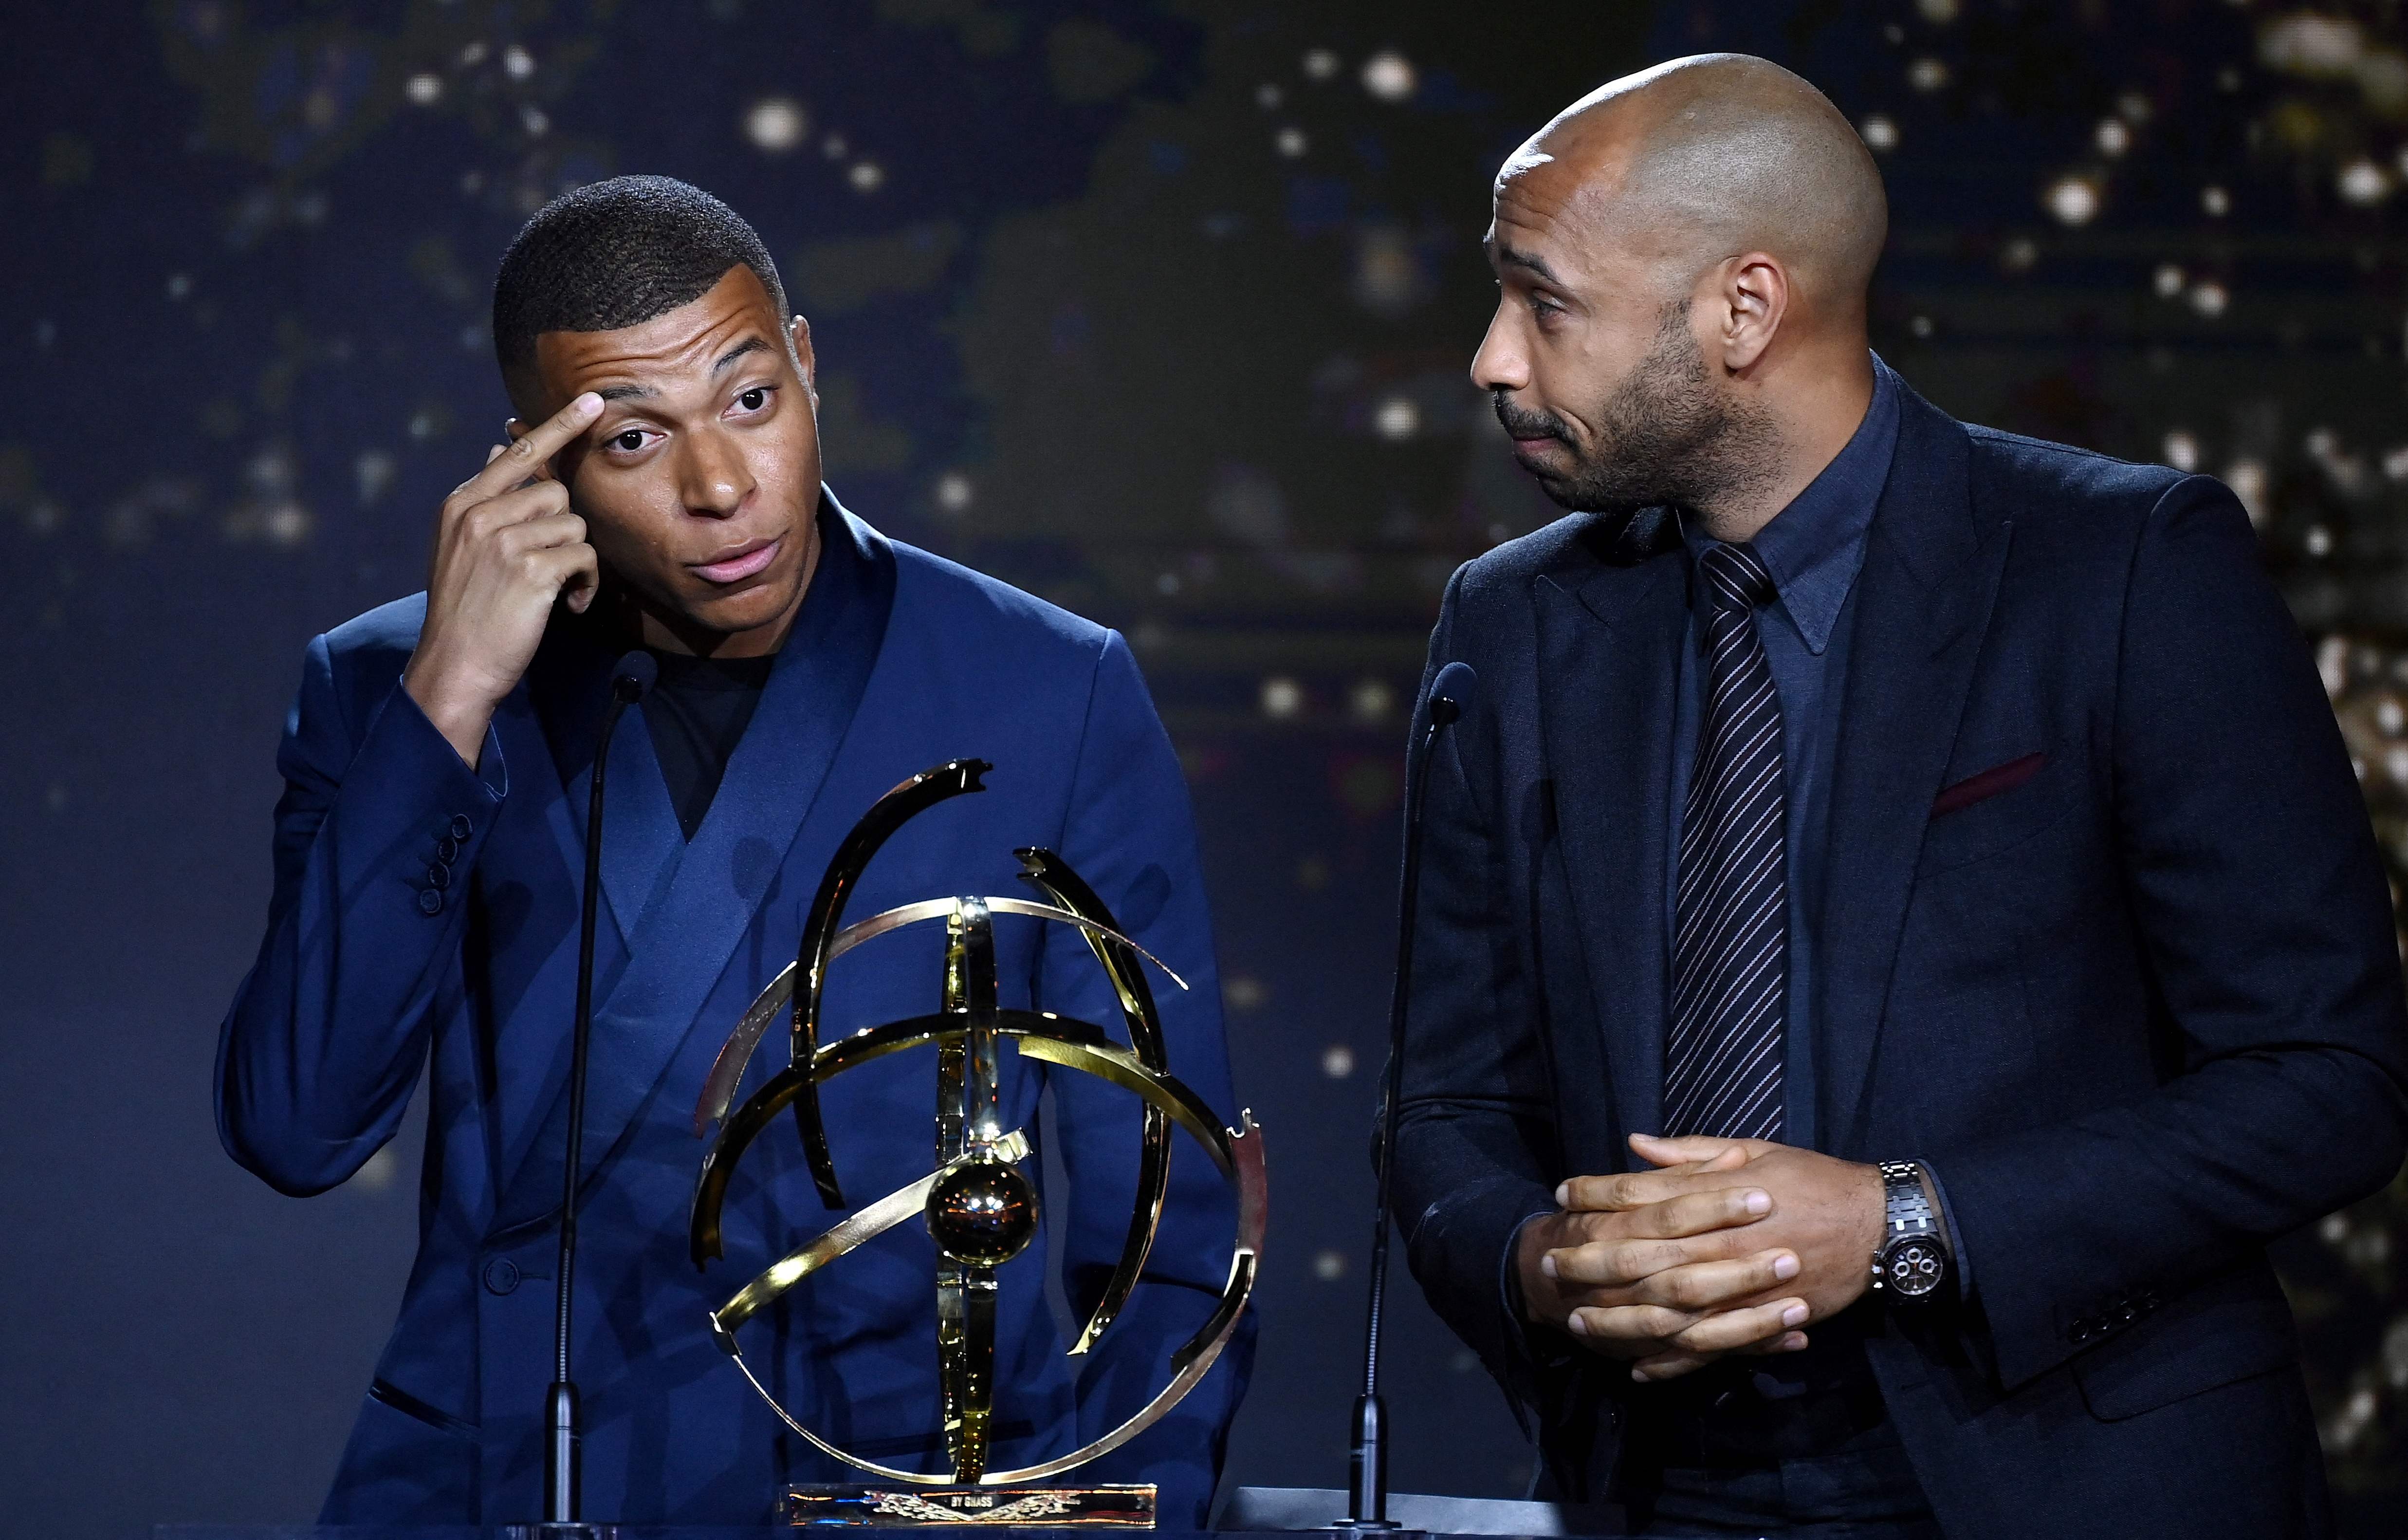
[1932, 752, 2046, 817]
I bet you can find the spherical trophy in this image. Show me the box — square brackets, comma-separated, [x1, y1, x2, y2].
[689, 760, 1267, 1528]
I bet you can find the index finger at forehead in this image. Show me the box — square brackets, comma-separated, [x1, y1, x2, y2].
[479, 392, 602, 488]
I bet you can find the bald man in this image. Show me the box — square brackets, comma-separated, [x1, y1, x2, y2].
[1390, 55, 2405, 1539]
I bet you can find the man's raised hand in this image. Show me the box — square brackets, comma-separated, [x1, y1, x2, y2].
[402, 392, 604, 766]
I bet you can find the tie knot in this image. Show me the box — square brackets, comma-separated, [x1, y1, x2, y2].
[1700, 542, 1776, 614]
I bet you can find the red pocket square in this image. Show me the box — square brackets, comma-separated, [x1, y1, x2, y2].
[1932, 752, 2046, 817]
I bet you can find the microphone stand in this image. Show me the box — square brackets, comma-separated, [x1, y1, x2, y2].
[545, 652, 655, 1531]
[1339, 684, 1462, 1532]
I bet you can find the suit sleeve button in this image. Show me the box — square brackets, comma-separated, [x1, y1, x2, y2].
[427, 861, 451, 891]
[436, 835, 460, 862]
[450, 814, 474, 839]
[418, 889, 444, 916]
[482, 1259, 520, 1295]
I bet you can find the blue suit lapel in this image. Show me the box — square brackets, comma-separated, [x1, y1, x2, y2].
[494, 498, 899, 1230]
[597, 707, 684, 941]
[1818, 392, 2011, 1153]
[1533, 514, 1688, 1157]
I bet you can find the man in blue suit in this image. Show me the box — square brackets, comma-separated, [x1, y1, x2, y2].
[217, 176, 1248, 1525]
[1392, 56, 2408, 1538]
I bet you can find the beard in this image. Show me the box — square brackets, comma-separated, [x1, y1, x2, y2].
[1495, 300, 1778, 516]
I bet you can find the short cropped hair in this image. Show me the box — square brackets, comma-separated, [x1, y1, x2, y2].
[491, 175, 787, 390]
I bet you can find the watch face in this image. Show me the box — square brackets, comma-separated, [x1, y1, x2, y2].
[1879, 1237, 1947, 1298]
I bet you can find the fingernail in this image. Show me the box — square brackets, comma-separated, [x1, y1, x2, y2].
[1744, 1189, 1771, 1215]
[1773, 1254, 1799, 1280]
[1540, 1254, 1558, 1279]
[1565, 1312, 1589, 1337]
[1554, 1182, 1568, 1206]
[1629, 1366, 1650, 1382]
[1782, 1304, 1808, 1327]
[572, 391, 602, 415]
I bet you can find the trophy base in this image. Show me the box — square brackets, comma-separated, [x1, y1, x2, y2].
[784, 1483, 1158, 1528]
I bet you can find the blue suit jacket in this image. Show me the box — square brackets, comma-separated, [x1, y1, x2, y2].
[1391, 384, 2408, 1539]
[217, 502, 1250, 1525]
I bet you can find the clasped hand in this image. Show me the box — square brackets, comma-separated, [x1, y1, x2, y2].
[1514, 1133, 1884, 1382]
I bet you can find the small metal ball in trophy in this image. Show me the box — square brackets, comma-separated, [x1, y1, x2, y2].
[689, 761, 1267, 1528]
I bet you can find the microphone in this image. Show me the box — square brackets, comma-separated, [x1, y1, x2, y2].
[1342, 660, 1476, 1531]
[546, 649, 657, 1528]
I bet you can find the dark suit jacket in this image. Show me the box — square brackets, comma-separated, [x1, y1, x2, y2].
[216, 503, 1248, 1525]
[1391, 383, 2408, 1539]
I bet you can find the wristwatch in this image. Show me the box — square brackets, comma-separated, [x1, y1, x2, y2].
[1870, 1160, 1951, 1300]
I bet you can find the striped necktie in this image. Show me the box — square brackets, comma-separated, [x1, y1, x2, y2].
[1663, 540, 1787, 1142]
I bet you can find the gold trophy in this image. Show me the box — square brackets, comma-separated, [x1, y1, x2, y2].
[689, 761, 1267, 1528]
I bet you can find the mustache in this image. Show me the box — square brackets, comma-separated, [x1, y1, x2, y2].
[1492, 392, 1570, 443]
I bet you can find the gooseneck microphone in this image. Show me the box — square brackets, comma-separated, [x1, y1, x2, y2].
[1342, 659, 1477, 1532]
[546, 649, 658, 1528]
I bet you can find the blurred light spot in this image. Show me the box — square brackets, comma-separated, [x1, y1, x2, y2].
[1907, 57, 1949, 93]
[1255, 83, 1282, 109]
[1276, 126, 1308, 158]
[1452, 1348, 1480, 1373]
[166, 272, 192, 300]
[405, 72, 443, 106]
[2338, 157, 2390, 205]
[1361, 51, 1416, 102]
[2319, 637, 2350, 698]
[262, 502, 313, 546]
[2305, 525, 2335, 558]
[822, 133, 849, 159]
[1915, 0, 1959, 20]
[2094, 118, 2131, 156]
[1353, 225, 1430, 316]
[349, 1146, 397, 1191]
[2382, 445, 2408, 482]
[2044, 176, 2098, 225]
[1225, 976, 1267, 1010]
[2116, 91, 2154, 123]
[2000, 237, 2038, 273]
[1909, 314, 1933, 338]
[2323, 1212, 2353, 1244]
[1374, 396, 1420, 441]
[935, 471, 974, 513]
[2261, 14, 2365, 76]
[1156, 571, 1180, 595]
[2188, 279, 2228, 318]
[2226, 459, 2269, 525]
[503, 44, 534, 80]
[1321, 1044, 1357, 1078]
[745, 96, 808, 152]
[460, 169, 486, 196]
[2152, 262, 2186, 298]
[520, 104, 550, 137]
[1883, 22, 1906, 43]
[2201, 184, 2232, 217]
[2307, 427, 2339, 459]
[355, 449, 397, 505]
[849, 160, 885, 192]
[1859, 114, 1899, 152]
[460, 40, 489, 66]
[1349, 679, 1395, 723]
[1261, 676, 1304, 719]
[1313, 1249, 1347, 1281]
[2378, 696, 2406, 736]
[1303, 48, 1340, 80]
[2162, 430, 2200, 473]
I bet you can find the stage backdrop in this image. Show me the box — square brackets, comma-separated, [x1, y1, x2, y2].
[5, 3, 2406, 1537]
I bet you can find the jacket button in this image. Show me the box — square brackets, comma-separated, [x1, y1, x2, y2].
[450, 814, 474, 840]
[418, 889, 443, 917]
[427, 861, 451, 891]
[483, 1259, 520, 1295]
[436, 835, 459, 862]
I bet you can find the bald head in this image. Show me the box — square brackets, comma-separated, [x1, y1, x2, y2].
[1505, 54, 1887, 319]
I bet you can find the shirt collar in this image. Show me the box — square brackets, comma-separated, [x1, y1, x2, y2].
[1682, 353, 1900, 655]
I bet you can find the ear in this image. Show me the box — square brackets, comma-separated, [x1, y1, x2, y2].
[1713, 252, 1790, 373]
[788, 314, 818, 393]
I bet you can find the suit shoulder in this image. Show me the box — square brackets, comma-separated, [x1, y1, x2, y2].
[1964, 424, 2189, 529]
[1452, 514, 1607, 599]
[887, 538, 1113, 666]
[319, 593, 427, 668]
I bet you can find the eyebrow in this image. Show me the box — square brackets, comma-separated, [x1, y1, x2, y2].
[1490, 241, 1566, 287]
[591, 337, 776, 402]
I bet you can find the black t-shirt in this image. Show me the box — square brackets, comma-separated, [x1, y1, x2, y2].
[642, 650, 776, 840]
